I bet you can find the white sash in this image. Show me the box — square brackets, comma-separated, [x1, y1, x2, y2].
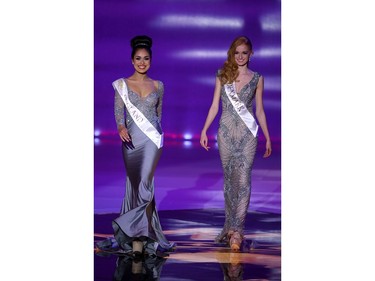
[113, 78, 163, 148]
[224, 82, 258, 137]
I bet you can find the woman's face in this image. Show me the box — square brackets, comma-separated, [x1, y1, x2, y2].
[234, 44, 252, 66]
[132, 49, 151, 74]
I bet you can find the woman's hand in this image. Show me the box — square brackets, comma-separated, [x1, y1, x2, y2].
[263, 139, 272, 158]
[119, 127, 131, 142]
[200, 132, 210, 151]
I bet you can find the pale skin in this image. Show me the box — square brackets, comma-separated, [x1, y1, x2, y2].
[117, 48, 159, 143]
[200, 43, 272, 158]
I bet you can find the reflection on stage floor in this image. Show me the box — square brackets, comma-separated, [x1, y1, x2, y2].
[94, 209, 281, 281]
[94, 138, 281, 280]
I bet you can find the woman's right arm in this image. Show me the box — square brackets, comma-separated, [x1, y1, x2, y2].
[114, 90, 131, 142]
[200, 77, 221, 151]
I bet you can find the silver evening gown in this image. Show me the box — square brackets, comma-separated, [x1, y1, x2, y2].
[215, 72, 260, 244]
[96, 78, 175, 256]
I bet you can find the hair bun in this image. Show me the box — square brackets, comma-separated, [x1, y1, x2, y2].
[131, 35, 152, 49]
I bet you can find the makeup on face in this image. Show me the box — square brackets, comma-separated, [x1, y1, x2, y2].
[234, 44, 251, 65]
[133, 49, 151, 72]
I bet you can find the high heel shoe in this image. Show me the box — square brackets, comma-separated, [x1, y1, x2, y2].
[229, 231, 242, 252]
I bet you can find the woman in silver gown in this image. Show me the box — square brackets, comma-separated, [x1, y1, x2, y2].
[96, 35, 175, 258]
[200, 36, 272, 251]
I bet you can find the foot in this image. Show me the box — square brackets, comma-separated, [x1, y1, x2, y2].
[229, 231, 242, 252]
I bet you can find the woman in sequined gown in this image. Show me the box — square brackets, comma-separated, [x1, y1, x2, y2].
[96, 35, 175, 258]
[200, 36, 272, 251]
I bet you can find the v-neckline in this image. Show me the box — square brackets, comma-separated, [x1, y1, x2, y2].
[130, 89, 155, 100]
[124, 79, 157, 100]
[235, 73, 256, 94]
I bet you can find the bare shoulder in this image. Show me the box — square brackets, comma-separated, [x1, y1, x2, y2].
[215, 76, 221, 85]
[257, 74, 264, 84]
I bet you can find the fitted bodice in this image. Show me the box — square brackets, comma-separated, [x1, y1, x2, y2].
[114, 79, 164, 134]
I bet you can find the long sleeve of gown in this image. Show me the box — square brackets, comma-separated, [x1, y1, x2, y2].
[156, 81, 164, 122]
[114, 90, 125, 130]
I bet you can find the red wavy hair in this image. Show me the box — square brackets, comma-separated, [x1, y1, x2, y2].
[218, 36, 253, 84]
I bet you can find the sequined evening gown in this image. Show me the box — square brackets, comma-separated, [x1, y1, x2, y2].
[96, 78, 175, 256]
[215, 72, 260, 244]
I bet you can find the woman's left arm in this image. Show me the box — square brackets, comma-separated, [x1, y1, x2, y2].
[156, 80, 164, 121]
[255, 76, 272, 158]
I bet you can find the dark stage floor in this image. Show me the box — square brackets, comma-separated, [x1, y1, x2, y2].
[94, 209, 281, 281]
[94, 138, 281, 280]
